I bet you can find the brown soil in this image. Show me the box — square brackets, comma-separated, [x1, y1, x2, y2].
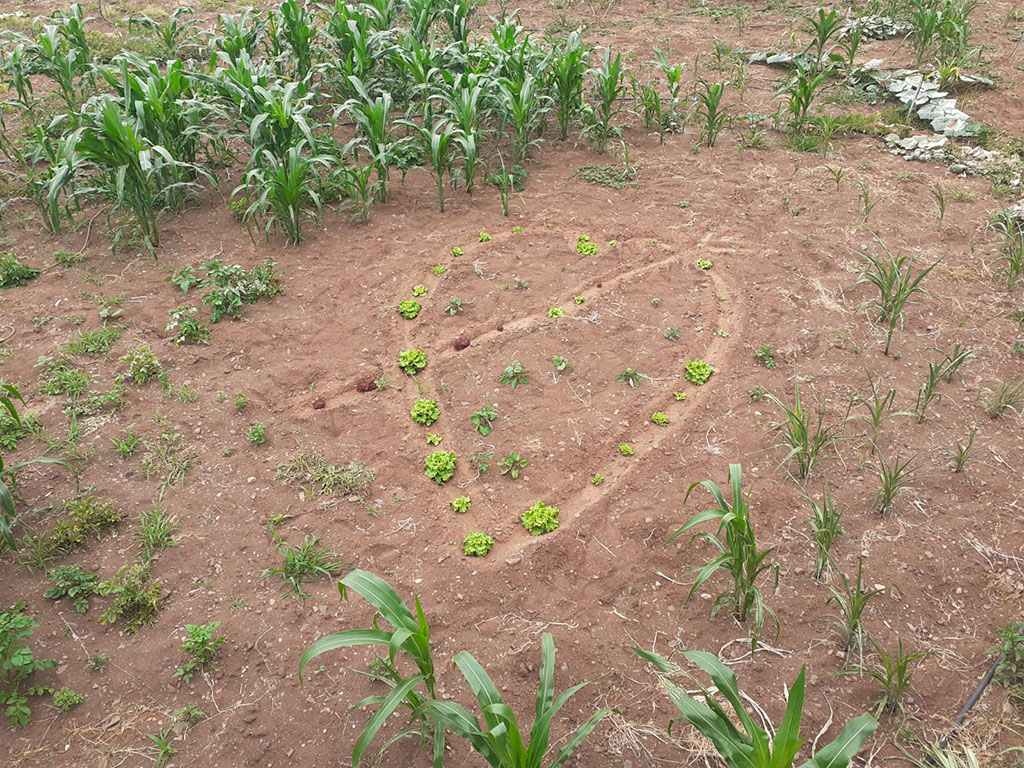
[2, 1, 1024, 767]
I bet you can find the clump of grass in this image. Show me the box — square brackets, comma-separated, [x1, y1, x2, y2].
[23, 497, 123, 565]
[275, 448, 375, 499]
[858, 630, 929, 717]
[135, 502, 180, 561]
[62, 327, 121, 358]
[260, 535, 347, 599]
[140, 418, 197, 500]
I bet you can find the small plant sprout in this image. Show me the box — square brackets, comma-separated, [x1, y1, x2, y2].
[808, 484, 843, 580]
[174, 622, 227, 682]
[470, 405, 497, 436]
[246, 423, 268, 445]
[450, 496, 471, 514]
[135, 502, 181, 560]
[410, 399, 441, 427]
[826, 557, 883, 665]
[753, 345, 776, 369]
[651, 412, 670, 426]
[685, 359, 714, 386]
[673, 391, 688, 402]
[499, 451, 528, 479]
[431, 265, 447, 276]
[664, 328, 681, 341]
[551, 356, 574, 372]
[426, 433, 443, 445]
[451, 246, 464, 256]
[573, 295, 585, 304]
[478, 232, 491, 242]
[849, 241, 940, 356]
[548, 306, 564, 318]
[949, 424, 978, 473]
[499, 362, 529, 388]
[930, 184, 947, 223]
[617, 368, 643, 388]
[411, 285, 427, 297]
[763, 380, 845, 480]
[576, 235, 598, 255]
[445, 297, 469, 315]
[695, 259, 714, 270]
[397, 300, 422, 319]
[111, 427, 142, 459]
[858, 629, 929, 717]
[232, 392, 247, 412]
[260, 535, 346, 599]
[85, 653, 109, 673]
[424, 451, 457, 484]
[618, 443, 635, 455]
[398, 349, 427, 375]
[462, 531, 493, 556]
[592, 473, 605, 485]
[986, 378, 1024, 418]
[872, 450, 916, 515]
[521, 501, 560, 535]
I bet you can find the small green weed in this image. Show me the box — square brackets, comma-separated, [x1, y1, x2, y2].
[62, 327, 120, 358]
[174, 622, 226, 682]
[118, 346, 165, 386]
[753, 345, 776, 369]
[261, 535, 347, 599]
[96, 563, 163, 634]
[44, 565, 99, 613]
[52, 686, 83, 710]
[499, 362, 529, 388]
[0, 254, 40, 288]
[471, 405, 497, 436]
[617, 368, 642, 388]
[246, 423, 268, 444]
[499, 451, 527, 479]
[135, 502, 180, 560]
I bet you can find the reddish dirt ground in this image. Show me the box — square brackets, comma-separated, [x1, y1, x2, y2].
[2, 1, 1024, 767]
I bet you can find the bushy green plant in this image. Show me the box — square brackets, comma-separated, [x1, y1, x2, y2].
[424, 451, 457, 484]
[246, 423, 268, 445]
[96, 563, 163, 634]
[634, 647, 877, 768]
[44, 564, 99, 613]
[118, 346, 165, 386]
[685, 359, 714, 385]
[397, 300, 421, 319]
[63, 326, 121, 358]
[462, 531, 493, 557]
[576, 235, 598, 255]
[398, 349, 427, 375]
[52, 686, 83, 710]
[450, 496, 471, 514]
[0, 253, 41, 289]
[200, 259, 285, 323]
[174, 622, 227, 682]
[0, 603, 56, 726]
[521, 501, 559, 535]
[410, 399, 440, 426]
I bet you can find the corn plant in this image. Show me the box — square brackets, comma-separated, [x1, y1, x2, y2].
[668, 464, 779, 649]
[692, 79, 731, 148]
[274, 0, 315, 79]
[804, 8, 843, 69]
[1, 385, 67, 551]
[779, 64, 832, 131]
[763, 379, 845, 480]
[340, 78, 402, 203]
[807, 483, 843, 579]
[320, 1, 385, 89]
[419, 633, 613, 768]
[938, 342, 973, 383]
[329, 160, 375, 224]
[400, 120, 456, 212]
[856, 630, 929, 717]
[212, 7, 264, 59]
[581, 49, 625, 153]
[300, 570, 445, 767]
[855, 378, 910, 450]
[75, 98, 199, 250]
[1, 126, 82, 235]
[653, 46, 684, 126]
[632, 77, 666, 143]
[909, 0, 941, 66]
[128, 6, 199, 57]
[848, 242, 940, 356]
[496, 73, 549, 165]
[633, 648, 878, 768]
[0, 43, 36, 110]
[825, 557, 882, 665]
[22, 24, 91, 110]
[442, 0, 473, 43]
[548, 31, 588, 141]
[236, 141, 331, 245]
[990, 208, 1024, 288]
[407, 0, 441, 44]
[948, 423, 977, 473]
[872, 449, 915, 515]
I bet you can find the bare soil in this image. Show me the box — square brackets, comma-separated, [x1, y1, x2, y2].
[2, 0, 1024, 767]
